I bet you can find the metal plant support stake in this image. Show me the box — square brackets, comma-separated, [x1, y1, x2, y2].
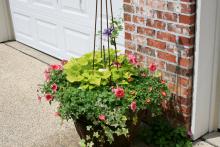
[92, 0, 118, 69]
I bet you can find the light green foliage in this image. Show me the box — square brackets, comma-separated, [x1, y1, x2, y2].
[63, 49, 137, 89]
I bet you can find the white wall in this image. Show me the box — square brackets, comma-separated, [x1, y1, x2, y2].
[0, 0, 14, 42]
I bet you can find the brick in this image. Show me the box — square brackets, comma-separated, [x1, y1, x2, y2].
[125, 40, 135, 50]
[178, 57, 193, 68]
[157, 31, 176, 43]
[146, 19, 166, 30]
[167, 2, 181, 13]
[157, 51, 177, 63]
[157, 11, 178, 22]
[147, 38, 166, 50]
[133, 15, 145, 24]
[125, 32, 132, 40]
[166, 63, 193, 76]
[124, 4, 134, 13]
[178, 36, 194, 46]
[179, 14, 195, 25]
[124, 0, 131, 3]
[136, 35, 146, 45]
[167, 23, 195, 35]
[137, 27, 155, 36]
[181, 3, 196, 14]
[168, 83, 192, 98]
[125, 23, 135, 32]
[178, 77, 192, 87]
[137, 45, 156, 57]
[124, 13, 131, 22]
[146, 0, 167, 10]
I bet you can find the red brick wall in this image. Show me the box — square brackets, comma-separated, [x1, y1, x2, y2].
[123, 0, 196, 128]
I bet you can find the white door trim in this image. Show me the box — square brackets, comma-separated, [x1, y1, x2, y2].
[192, 0, 220, 140]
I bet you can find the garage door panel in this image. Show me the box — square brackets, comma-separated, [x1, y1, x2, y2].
[36, 19, 58, 48]
[13, 12, 33, 40]
[60, 0, 88, 14]
[32, 0, 57, 9]
[63, 27, 91, 57]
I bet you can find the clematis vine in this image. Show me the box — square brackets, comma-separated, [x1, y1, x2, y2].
[103, 26, 114, 37]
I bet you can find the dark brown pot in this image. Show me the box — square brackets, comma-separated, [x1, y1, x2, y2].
[74, 111, 145, 147]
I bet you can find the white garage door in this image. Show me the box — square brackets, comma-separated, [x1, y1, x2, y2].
[9, 0, 124, 59]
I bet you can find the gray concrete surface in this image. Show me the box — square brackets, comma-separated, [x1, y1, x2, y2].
[203, 132, 220, 147]
[0, 42, 80, 147]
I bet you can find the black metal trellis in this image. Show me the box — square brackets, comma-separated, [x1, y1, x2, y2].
[92, 0, 118, 69]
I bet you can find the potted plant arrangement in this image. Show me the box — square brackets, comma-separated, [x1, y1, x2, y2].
[37, 48, 170, 146]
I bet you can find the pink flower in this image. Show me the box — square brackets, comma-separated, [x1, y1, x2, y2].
[45, 93, 53, 101]
[61, 59, 68, 65]
[161, 91, 167, 97]
[161, 80, 166, 84]
[54, 112, 61, 117]
[50, 64, 62, 71]
[113, 87, 125, 99]
[37, 95, 42, 102]
[128, 54, 138, 65]
[149, 63, 157, 72]
[99, 114, 106, 121]
[130, 101, 137, 112]
[51, 83, 58, 92]
[44, 69, 50, 82]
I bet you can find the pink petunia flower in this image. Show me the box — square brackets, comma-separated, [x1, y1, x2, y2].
[99, 114, 106, 121]
[44, 69, 50, 82]
[130, 101, 137, 112]
[113, 87, 125, 99]
[45, 93, 53, 101]
[51, 83, 58, 92]
[50, 64, 62, 71]
[128, 54, 138, 65]
[161, 91, 167, 97]
[161, 80, 166, 84]
[54, 112, 61, 117]
[37, 95, 42, 102]
[149, 63, 157, 72]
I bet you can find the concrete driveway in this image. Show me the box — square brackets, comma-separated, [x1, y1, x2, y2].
[0, 42, 80, 147]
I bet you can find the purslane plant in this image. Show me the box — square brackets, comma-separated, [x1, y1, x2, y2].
[37, 50, 170, 147]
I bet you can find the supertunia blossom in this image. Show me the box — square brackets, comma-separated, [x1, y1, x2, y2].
[50, 64, 62, 71]
[130, 101, 137, 112]
[128, 54, 138, 65]
[99, 114, 106, 121]
[149, 63, 157, 72]
[51, 83, 58, 92]
[113, 87, 125, 99]
[161, 91, 167, 97]
[45, 93, 53, 101]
